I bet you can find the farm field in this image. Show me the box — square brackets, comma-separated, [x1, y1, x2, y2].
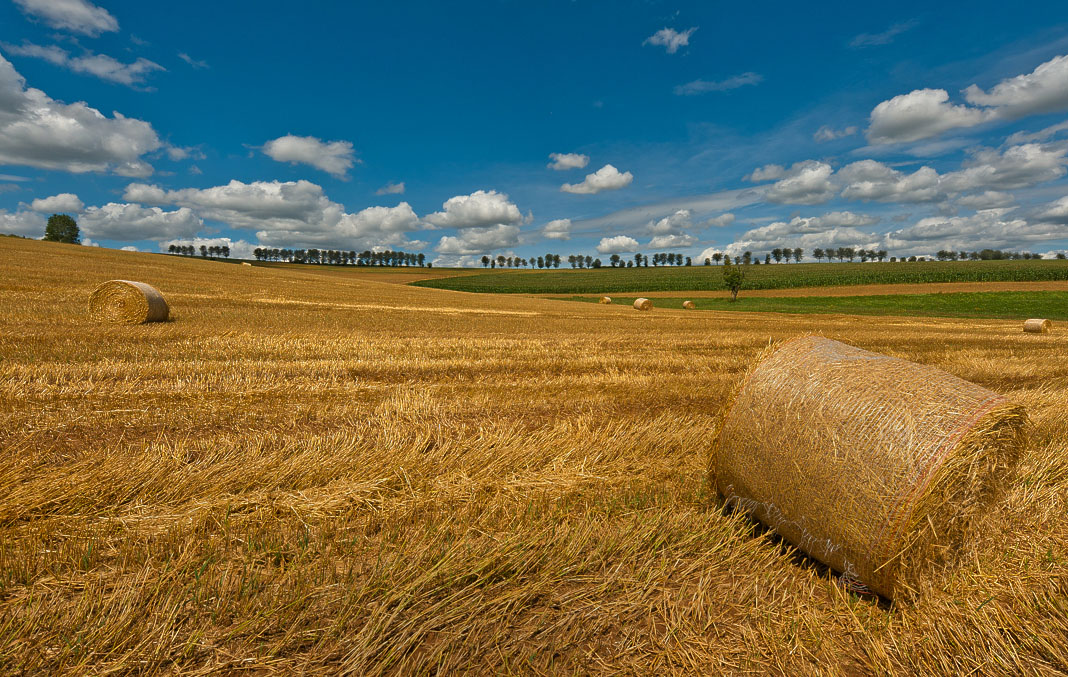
[2, 236, 1067, 674]
[412, 259, 1068, 294]
[562, 291, 1068, 320]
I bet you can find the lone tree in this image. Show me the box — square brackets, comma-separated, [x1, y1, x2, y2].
[44, 214, 80, 244]
[722, 258, 745, 301]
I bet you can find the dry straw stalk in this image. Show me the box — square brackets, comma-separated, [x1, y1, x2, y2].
[88, 280, 170, 325]
[713, 335, 1027, 600]
[633, 297, 652, 311]
[599, 296, 612, 304]
[1023, 318, 1052, 333]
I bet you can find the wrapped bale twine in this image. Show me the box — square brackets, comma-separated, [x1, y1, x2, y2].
[713, 335, 1026, 600]
[88, 280, 169, 325]
[633, 298, 653, 311]
[1023, 318, 1052, 333]
[683, 300, 696, 309]
[599, 296, 612, 304]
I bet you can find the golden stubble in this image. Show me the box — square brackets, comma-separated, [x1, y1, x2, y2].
[1, 237, 1066, 675]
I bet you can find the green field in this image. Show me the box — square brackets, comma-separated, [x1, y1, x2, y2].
[564, 291, 1068, 320]
[412, 259, 1068, 294]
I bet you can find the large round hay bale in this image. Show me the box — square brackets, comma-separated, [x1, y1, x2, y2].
[633, 298, 652, 311]
[713, 336, 1026, 600]
[1023, 318, 1052, 333]
[88, 280, 169, 325]
[682, 300, 696, 309]
[599, 296, 612, 304]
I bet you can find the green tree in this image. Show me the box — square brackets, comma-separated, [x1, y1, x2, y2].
[793, 247, 803, 263]
[722, 261, 745, 301]
[772, 248, 782, 263]
[712, 252, 723, 265]
[43, 214, 80, 244]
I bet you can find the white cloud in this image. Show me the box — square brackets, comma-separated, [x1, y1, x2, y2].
[849, 21, 917, 48]
[29, 193, 83, 212]
[124, 179, 425, 249]
[435, 224, 520, 255]
[867, 88, 992, 145]
[838, 160, 941, 203]
[120, 245, 138, 251]
[561, 164, 633, 194]
[1, 42, 160, 88]
[177, 53, 209, 69]
[596, 235, 640, 254]
[956, 190, 1015, 209]
[697, 246, 726, 261]
[542, 218, 571, 240]
[885, 208, 1067, 253]
[744, 164, 786, 182]
[963, 54, 1068, 119]
[814, 125, 858, 142]
[705, 213, 735, 227]
[547, 153, 589, 170]
[375, 181, 405, 195]
[740, 211, 878, 242]
[643, 27, 697, 54]
[0, 208, 44, 236]
[765, 161, 835, 204]
[649, 233, 696, 248]
[79, 202, 203, 241]
[941, 143, 1067, 192]
[262, 134, 356, 178]
[867, 54, 1068, 145]
[13, 0, 118, 36]
[648, 209, 692, 235]
[1006, 120, 1068, 145]
[725, 226, 878, 258]
[424, 189, 523, 229]
[1035, 196, 1068, 224]
[674, 72, 762, 95]
[0, 54, 160, 176]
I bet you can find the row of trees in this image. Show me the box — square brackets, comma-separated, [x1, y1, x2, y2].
[168, 244, 231, 258]
[935, 249, 1060, 261]
[253, 248, 426, 266]
[481, 254, 562, 269]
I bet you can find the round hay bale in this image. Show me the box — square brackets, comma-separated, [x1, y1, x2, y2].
[599, 296, 612, 304]
[241, 262, 253, 267]
[682, 300, 696, 309]
[633, 298, 652, 311]
[1023, 318, 1052, 333]
[713, 335, 1026, 600]
[88, 280, 169, 325]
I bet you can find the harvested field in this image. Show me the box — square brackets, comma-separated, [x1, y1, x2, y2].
[2, 237, 1067, 674]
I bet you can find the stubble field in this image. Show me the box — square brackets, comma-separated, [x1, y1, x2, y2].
[1, 237, 1066, 674]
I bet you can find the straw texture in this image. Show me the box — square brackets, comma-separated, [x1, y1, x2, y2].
[633, 298, 652, 311]
[599, 296, 612, 304]
[682, 300, 696, 309]
[88, 280, 170, 325]
[714, 335, 1027, 600]
[1023, 318, 1052, 333]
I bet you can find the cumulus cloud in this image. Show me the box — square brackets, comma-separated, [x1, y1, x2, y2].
[13, 0, 118, 36]
[561, 164, 633, 194]
[648, 209, 692, 235]
[941, 143, 1067, 192]
[885, 208, 1067, 253]
[542, 218, 571, 240]
[547, 153, 589, 170]
[596, 235, 640, 254]
[740, 211, 879, 242]
[424, 190, 523, 229]
[262, 134, 357, 178]
[814, 125, 858, 142]
[0, 54, 160, 176]
[123, 179, 425, 249]
[0, 208, 44, 236]
[643, 27, 697, 54]
[435, 224, 520, 255]
[375, 181, 405, 195]
[79, 202, 203, 241]
[956, 190, 1015, 209]
[3, 42, 165, 88]
[649, 233, 696, 248]
[725, 226, 878, 258]
[744, 164, 786, 182]
[867, 54, 1068, 144]
[765, 161, 836, 204]
[1035, 196, 1068, 224]
[705, 213, 735, 227]
[674, 72, 762, 95]
[29, 193, 83, 212]
[838, 160, 942, 203]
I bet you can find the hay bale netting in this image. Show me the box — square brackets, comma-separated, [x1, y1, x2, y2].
[713, 335, 1027, 600]
[1023, 318, 1052, 333]
[599, 296, 612, 304]
[88, 280, 169, 325]
[633, 298, 652, 311]
[682, 300, 696, 309]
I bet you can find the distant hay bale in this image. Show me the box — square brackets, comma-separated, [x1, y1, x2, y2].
[713, 335, 1027, 600]
[633, 298, 652, 311]
[242, 262, 253, 267]
[1023, 318, 1052, 333]
[683, 300, 696, 309]
[88, 280, 169, 325]
[599, 296, 612, 304]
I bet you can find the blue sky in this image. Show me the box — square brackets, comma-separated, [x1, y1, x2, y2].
[1, 0, 1068, 264]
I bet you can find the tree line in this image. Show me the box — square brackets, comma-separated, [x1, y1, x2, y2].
[253, 248, 427, 266]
